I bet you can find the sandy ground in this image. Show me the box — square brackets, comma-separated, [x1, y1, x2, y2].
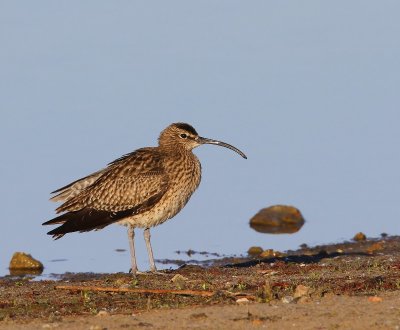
[2, 292, 400, 329]
[1, 236, 400, 329]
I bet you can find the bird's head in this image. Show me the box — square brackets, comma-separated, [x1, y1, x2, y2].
[158, 122, 247, 159]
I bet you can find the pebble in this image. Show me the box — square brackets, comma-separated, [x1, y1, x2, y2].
[353, 232, 366, 241]
[88, 326, 104, 330]
[171, 274, 188, 289]
[171, 274, 188, 283]
[96, 310, 110, 317]
[368, 296, 383, 303]
[42, 324, 59, 329]
[260, 249, 275, 258]
[281, 296, 295, 304]
[247, 246, 263, 256]
[257, 270, 279, 276]
[249, 205, 305, 234]
[9, 252, 44, 270]
[236, 297, 250, 305]
[366, 242, 384, 254]
[294, 284, 310, 298]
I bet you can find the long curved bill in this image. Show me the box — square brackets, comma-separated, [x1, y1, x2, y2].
[198, 137, 247, 159]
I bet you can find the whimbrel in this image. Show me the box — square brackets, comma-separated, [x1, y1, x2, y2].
[43, 123, 246, 274]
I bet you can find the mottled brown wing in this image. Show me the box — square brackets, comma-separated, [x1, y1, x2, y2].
[55, 148, 169, 215]
[50, 169, 105, 202]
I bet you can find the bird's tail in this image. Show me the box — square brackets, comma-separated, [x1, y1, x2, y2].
[42, 208, 133, 239]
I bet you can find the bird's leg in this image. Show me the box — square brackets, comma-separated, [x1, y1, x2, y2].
[128, 225, 138, 275]
[140, 228, 167, 275]
[143, 228, 158, 272]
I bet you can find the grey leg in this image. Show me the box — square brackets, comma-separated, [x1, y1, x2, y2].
[144, 228, 157, 272]
[128, 225, 138, 274]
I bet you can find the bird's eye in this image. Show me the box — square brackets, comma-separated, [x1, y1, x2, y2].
[180, 133, 188, 139]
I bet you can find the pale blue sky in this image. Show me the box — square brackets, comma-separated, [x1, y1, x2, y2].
[1, 1, 399, 275]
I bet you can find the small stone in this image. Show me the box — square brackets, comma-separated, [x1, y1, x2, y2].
[9, 252, 44, 270]
[257, 270, 279, 276]
[281, 296, 295, 304]
[42, 324, 59, 329]
[171, 274, 188, 289]
[249, 205, 305, 234]
[294, 284, 310, 298]
[247, 246, 263, 256]
[366, 242, 384, 254]
[273, 251, 285, 257]
[171, 274, 188, 282]
[260, 249, 275, 258]
[353, 232, 366, 241]
[88, 326, 104, 330]
[96, 310, 110, 317]
[368, 296, 383, 303]
[236, 297, 250, 305]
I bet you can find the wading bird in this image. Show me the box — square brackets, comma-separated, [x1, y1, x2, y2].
[43, 123, 247, 274]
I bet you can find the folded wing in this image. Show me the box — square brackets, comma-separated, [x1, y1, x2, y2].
[43, 148, 169, 238]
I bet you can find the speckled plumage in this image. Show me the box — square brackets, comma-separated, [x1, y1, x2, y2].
[43, 122, 246, 273]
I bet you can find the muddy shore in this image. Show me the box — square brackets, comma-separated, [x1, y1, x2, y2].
[1, 236, 399, 329]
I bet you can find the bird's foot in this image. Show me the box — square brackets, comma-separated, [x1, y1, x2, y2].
[128, 268, 141, 276]
[128, 268, 168, 276]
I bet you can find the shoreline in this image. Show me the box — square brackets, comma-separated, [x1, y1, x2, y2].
[1, 236, 399, 329]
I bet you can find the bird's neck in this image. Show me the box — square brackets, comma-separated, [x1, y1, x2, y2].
[159, 144, 192, 157]
[159, 145, 199, 171]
